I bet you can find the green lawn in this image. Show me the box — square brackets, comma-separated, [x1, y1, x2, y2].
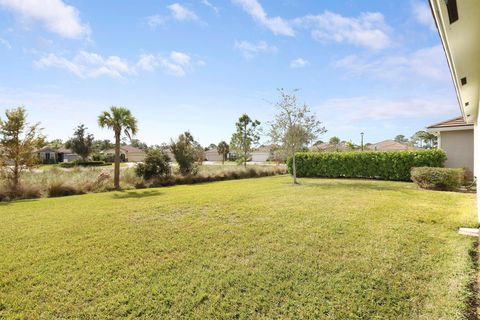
[0, 176, 477, 319]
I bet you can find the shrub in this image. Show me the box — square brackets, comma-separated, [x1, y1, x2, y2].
[411, 167, 464, 191]
[170, 132, 199, 175]
[47, 182, 83, 197]
[135, 148, 171, 180]
[288, 149, 446, 181]
[59, 161, 111, 168]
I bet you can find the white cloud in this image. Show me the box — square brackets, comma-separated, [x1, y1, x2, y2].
[0, 0, 90, 39]
[168, 3, 199, 21]
[36, 50, 199, 79]
[319, 96, 457, 121]
[234, 40, 277, 59]
[290, 58, 309, 68]
[334, 45, 448, 81]
[201, 0, 219, 14]
[294, 11, 390, 50]
[232, 0, 294, 36]
[0, 37, 11, 49]
[146, 14, 165, 28]
[412, 1, 436, 31]
[137, 51, 196, 77]
[35, 51, 134, 79]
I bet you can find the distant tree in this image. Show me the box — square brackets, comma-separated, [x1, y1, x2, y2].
[135, 147, 171, 180]
[345, 140, 357, 151]
[98, 106, 138, 189]
[230, 114, 261, 168]
[208, 143, 217, 150]
[65, 124, 94, 161]
[394, 134, 408, 143]
[217, 141, 229, 164]
[269, 89, 326, 184]
[411, 131, 437, 148]
[49, 139, 63, 149]
[130, 138, 148, 150]
[329, 136, 340, 151]
[170, 131, 199, 175]
[0, 107, 44, 192]
[313, 140, 324, 146]
[93, 139, 114, 151]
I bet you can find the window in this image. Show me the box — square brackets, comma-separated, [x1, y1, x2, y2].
[446, 0, 459, 24]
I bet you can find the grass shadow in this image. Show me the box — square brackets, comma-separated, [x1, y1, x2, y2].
[112, 190, 163, 199]
[464, 239, 479, 320]
[0, 198, 40, 206]
[297, 178, 412, 193]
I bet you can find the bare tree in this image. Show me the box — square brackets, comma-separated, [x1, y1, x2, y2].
[269, 89, 326, 184]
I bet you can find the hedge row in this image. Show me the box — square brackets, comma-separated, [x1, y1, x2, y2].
[287, 149, 446, 181]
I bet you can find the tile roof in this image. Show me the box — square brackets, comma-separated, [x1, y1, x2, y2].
[367, 140, 418, 151]
[427, 116, 472, 129]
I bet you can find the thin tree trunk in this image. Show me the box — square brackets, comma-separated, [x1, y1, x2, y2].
[114, 133, 121, 190]
[292, 152, 297, 185]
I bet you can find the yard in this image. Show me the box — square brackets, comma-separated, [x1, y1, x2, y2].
[0, 176, 477, 319]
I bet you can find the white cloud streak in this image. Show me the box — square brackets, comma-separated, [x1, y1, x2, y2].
[0, 0, 90, 39]
[412, 1, 436, 31]
[35, 51, 199, 79]
[334, 45, 448, 81]
[290, 58, 309, 68]
[167, 3, 199, 21]
[201, 0, 219, 14]
[232, 0, 294, 36]
[234, 40, 277, 59]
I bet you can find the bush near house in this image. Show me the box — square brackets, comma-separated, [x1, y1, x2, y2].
[288, 149, 446, 181]
[411, 167, 465, 191]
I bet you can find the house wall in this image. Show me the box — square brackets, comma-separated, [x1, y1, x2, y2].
[205, 152, 223, 161]
[475, 119, 480, 222]
[439, 129, 474, 173]
[251, 152, 270, 162]
[127, 152, 145, 162]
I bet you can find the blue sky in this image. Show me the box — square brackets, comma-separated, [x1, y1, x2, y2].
[0, 0, 458, 146]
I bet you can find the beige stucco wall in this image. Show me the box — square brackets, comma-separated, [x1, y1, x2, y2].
[127, 152, 145, 162]
[440, 129, 474, 173]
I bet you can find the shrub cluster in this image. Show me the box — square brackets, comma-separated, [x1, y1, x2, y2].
[59, 161, 112, 168]
[135, 148, 171, 180]
[288, 149, 446, 181]
[411, 167, 464, 191]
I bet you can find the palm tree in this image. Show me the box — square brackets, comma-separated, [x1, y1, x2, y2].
[98, 106, 138, 189]
[217, 141, 229, 164]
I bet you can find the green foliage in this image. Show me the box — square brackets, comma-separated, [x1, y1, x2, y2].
[230, 114, 261, 167]
[217, 141, 229, 163]
[287, 149, 447, 181]
[135, 148, 171, 180]
[98, 106, 138, 189]
[411, 167, 464, 190]
[0, 107, 44, 191]
[65, 124, 94, 161]
[170, 132, 199, 175]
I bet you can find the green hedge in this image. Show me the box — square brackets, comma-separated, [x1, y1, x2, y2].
[59, 161, 112, 168]
[287, 149, 446, 181]
[411, 167, 464, 190]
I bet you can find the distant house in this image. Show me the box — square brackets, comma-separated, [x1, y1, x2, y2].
[309, 142, 346, 152]
[37, 146, 81, 164]
[427, 116, 474, 173]
[205, 149, 223, 161]
[104, 145, 146, 162]
[251, 145, 273, 162]
[367, 140, 418, 151]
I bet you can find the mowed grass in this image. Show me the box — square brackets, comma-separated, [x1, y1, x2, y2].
[0, 176, 477, 319]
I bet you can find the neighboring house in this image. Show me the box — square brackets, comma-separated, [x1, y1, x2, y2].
[251, 145, 273, 162]
[309, 142, 346, 152]
[367, 140, 418, 151]
[104, 145, 146, 162]
[205, 149, 223, 161]
[37, 146, 82, 164]
[429, 0, 480, 220]
[427, 116, 474, 173]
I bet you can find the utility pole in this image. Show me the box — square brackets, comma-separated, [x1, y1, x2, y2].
[360, 132, 364, 151]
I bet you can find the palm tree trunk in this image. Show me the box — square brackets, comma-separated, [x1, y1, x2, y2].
[292, 152, 297, 185]
[114, 132, 121, 189]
